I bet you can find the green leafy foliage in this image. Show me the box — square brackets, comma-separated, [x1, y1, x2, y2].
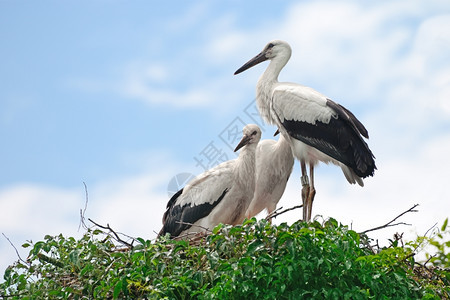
[1, 218, 448, 299]
[406, 218, 450, 298]
[423, 218, 450, 269]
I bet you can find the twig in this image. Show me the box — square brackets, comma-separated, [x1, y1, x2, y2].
[265, 206, 284, 220]
[78, 182, 89, 231]
[175, 221, 212, 233]
[2, 233, 28, 266]
[396, 232, 405, 247]
[409, 222, 438, 256]
[423, 222, 438, 238]
[374, 239, 382, 253]
[88, 218, 133, 248]
[265, 205, 303, 221]
[360, 204, 419, 234]
[175, 231, 208, 243]
[424, 254, 437, 266]
[359, 235, 377, 254]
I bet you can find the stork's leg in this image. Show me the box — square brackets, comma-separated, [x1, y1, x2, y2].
[267, 210, 273, 225]
[267, 204, 276, 225]
[306, 164, 316, 221]
[300, 161, 310, 221]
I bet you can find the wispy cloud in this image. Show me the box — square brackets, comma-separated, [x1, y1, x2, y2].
[119, 60, 211, 108]
[0, 184, 83, 273]
[0, 158, 181, 274]
[279, 131, 450, 242]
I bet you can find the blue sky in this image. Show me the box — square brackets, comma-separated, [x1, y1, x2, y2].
[0, 1, 301, 188]
[1, 0, 450, 277]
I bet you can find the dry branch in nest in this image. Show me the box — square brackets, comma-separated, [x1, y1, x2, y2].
[265, 205, 303, 222]
[360, 204, 419, 234]
[2, 233, 29, 266]
[77, 182, 136, 251]
[88, 218, 135, 249]
[78, 181, 89, 232]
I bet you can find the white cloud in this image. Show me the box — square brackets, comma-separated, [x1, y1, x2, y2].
[0, 158, 184, 279]
[0, 184, 82, 235]
[206, 31, 249, 63]
[275, 132, 450, 246]
[269, 2, 416, 100]
[119, 57, 250, 112]
[0, 184, 84, 277]
[87, 171, 173, 238]
[395, 14, 450, 120]
[164, 1, 211, 33]
[122, 75, 214, 108]
[413, 14, 450, 63]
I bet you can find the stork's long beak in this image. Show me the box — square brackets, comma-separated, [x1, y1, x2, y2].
[274, 129, 280, 136]
[234, 134, 251, 152]
[234, 51, 268, 75]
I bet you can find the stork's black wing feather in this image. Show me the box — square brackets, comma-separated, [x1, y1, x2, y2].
[161, 188, 184, 226]
[326, 99, 369, 139]
[282, 108, 376, 178]
[158, 188, 229, 238]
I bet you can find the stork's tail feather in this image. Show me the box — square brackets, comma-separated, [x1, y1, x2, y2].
[341, 164, 364, 187]
[353, 142, 376, 178]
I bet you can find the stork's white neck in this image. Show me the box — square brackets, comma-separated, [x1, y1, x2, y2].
[255, 51, 291, 125]
[235, 144, 257, 194]
[276, 133, 291, 150]
[262, 46, 291, 81]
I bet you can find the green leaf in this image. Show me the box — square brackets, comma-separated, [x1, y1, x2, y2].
[345, 260, 352, 270]
[69, 249, 81, 267]
[80, 263, 94, 276]
[31, 241, 44, 255]
[441, 218, 448, 231]
[246, 240, 264, 255]
[212, 223, 224, 234]
[113, 280, 123, 299]
[243, 218, 256, 226]
[93, 229, 103, 235]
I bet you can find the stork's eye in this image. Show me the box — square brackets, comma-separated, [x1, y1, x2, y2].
[251, 130, 257, 136]
[267, 43, 274, 49]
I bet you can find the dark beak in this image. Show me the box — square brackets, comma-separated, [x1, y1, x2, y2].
[234, 135, 251, 152]
[234, 51, 268, 75]
[274, 129, 280, 136]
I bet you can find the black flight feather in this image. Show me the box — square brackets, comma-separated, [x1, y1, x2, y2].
[282, 102, 376, 178]
[326, 99, 369, 139]
[158, 188, 229, 238]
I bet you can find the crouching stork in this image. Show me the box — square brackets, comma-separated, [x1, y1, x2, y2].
[158, 124, 262, 238]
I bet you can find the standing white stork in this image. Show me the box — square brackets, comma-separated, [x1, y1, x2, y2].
[158, 124, 262, 238]
[234, 40, 376, 222]
[245, 132, 294, 223]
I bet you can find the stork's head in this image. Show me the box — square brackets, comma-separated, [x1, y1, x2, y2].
[234, 124, 262, 152]
[234, 40, 292, 75]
